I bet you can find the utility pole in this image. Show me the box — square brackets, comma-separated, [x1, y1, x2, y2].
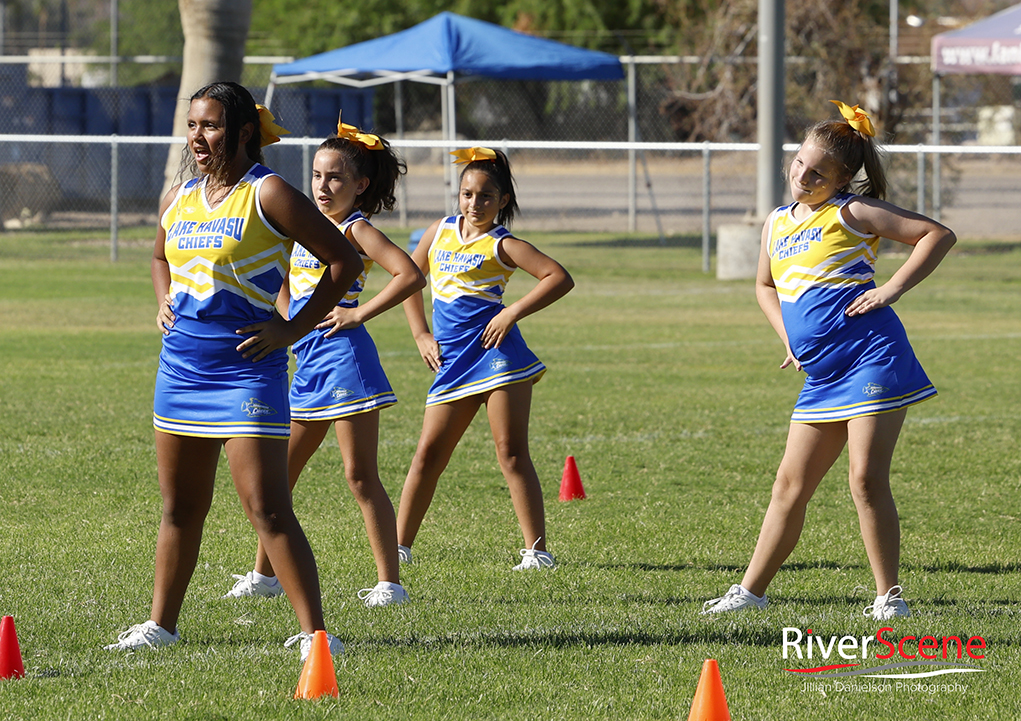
[756, 0, 785, 218]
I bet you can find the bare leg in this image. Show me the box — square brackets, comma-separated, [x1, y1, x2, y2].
[333, 411, 400, 583]
[484, 382, 546, 551]
[846, 410, 907, 596]
[225, 436, 324, 632]
[253, 419, 331, 578]
[151, 431, 221, 634]
[740, 422, 848, 598]
[396, 397, 482, 548]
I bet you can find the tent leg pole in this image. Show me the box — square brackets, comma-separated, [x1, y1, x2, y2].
[440, 81, 449, 211]
[265, 74, 276, 110]
[916, 147, 925, 215]
[447, 74, 457, 213]
[302, 141, 312, 200]
[396, 80, 407, 228]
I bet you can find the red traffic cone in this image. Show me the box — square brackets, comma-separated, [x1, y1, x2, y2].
[0, 616, 25, 680]
[558, 455, 586, 501]
[294, 631, 339, 699]
[687, 659, 730, 721]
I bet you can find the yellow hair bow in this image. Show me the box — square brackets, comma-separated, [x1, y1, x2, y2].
[336, 112, 383, 150]
[829, 100, 875, 138]
[450, 147, 497, 165]
[255, 105, 289, 147]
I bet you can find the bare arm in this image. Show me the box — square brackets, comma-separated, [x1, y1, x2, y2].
[842, 197, 956, 316]
[151, 186, 179, 335]
[316, 221, 426, 337]
[402, 220, 442, 371]
[754, 217, 801, 371]
[235, 175, 361, 361]
[482, 236, 574, 349]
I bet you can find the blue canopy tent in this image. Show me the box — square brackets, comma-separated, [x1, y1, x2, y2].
[265, 11, 623, 220]
[265, 12, 622, 144]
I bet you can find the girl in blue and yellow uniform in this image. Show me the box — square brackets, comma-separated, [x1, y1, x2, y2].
[106, 82, 360, 661]
[396, 148, 574, 570]
[224, 116, 424, 608]
[703, 102, 955, 619]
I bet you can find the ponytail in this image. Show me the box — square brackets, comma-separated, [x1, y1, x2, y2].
[317, 135, 406, 218]
[804, 120, 887, 200]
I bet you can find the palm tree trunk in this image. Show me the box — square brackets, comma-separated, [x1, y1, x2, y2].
[161, 0, 253, 199]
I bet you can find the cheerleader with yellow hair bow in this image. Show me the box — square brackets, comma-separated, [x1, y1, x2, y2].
[702, 101, 956, 620]
[395, 147, 575, 572]
[110, 82, 363, 661]
[224, 112, 425, 609]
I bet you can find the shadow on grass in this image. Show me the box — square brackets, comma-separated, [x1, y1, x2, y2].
[595, 560, 864, 573]
[359, 625, 782, 651]
[904, 560, 1021, 574]
[565, 234, 704, 249]
[600, 559, 1021, 575]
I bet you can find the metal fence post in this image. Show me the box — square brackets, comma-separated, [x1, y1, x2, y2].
[110, 135, 118, 262]
[702, 141, 711, 273]
[627, 57, 637, 232]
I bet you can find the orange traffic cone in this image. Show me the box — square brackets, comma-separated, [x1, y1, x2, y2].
[687, 659, 730, 721]
[0, 616, 25, 680]
[558, 455, 586, 501]
[294, 630, 339, 699]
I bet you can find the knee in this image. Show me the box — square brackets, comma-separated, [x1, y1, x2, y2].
[769, 471, 813, 509]
[848, 471, 892, 507]
[345, 467, 382, 503]
[409, 442, 448, 478]
[493, 440, 531, 476]
[245, 500, 295, 536]
[161, 497, 210, 529]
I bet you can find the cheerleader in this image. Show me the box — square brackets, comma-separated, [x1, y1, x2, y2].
[703, 101, 955, 619]
[396, 148, 574, 570]
[223, 116, 423, 607]
[106, 82, 359, 661]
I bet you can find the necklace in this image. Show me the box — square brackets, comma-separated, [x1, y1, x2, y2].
[204, 175, 242, 210]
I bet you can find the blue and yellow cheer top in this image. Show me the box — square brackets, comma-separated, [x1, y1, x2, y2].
[425, 215, 545, 406]
[767, 193, 936, 422]
[154, 164, 292, 438]
[287, 210, 397, 421]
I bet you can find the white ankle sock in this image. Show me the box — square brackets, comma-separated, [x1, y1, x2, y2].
[253, 571, 278, 586]
[738, 584, 763, 600]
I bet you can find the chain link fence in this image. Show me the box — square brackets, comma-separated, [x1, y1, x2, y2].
[0, 7, 1018, 244]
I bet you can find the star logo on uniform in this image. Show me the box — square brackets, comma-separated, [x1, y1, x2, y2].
[241, 398, 276, 417]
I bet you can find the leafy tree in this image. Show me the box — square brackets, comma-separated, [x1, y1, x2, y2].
[90, 0, 183, 86]
[246, 0, 667, 58]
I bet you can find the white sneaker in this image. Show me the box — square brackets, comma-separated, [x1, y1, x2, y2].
[864, 585, 911, 620]
[284, 631, 345, 663]
[513, 539, 556, 570]
[105, 620, 180, 651]
[397, 545, 413, 564]
[222, 571, 285, 599]
[701, 584, 768, 615]
[358, 582, 410, 608]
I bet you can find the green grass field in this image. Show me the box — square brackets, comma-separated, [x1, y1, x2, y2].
[1, 228, 1019, 719]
